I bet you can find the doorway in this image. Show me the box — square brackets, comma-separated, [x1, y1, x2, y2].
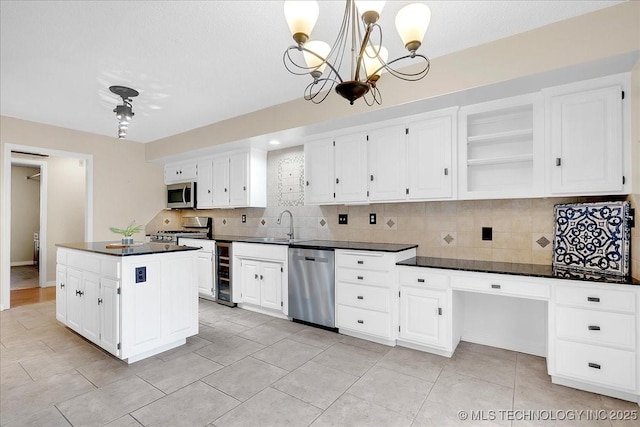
[1, 144, 93, 310]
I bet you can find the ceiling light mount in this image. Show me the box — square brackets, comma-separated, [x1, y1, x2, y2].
[109, 85, 139, 139]
[283, 0, 431, 106]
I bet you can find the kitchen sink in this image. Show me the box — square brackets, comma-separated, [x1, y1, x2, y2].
[249, 237, 306, 244]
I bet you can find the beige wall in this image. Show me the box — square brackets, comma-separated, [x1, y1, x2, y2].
[630, 60, 640, 280]
[10, 166, 40, 264]
[1, 117, 164, 306]
[145, 1, 640, 161]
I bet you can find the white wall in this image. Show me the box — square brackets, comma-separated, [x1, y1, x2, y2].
[10, 165, 39, 264]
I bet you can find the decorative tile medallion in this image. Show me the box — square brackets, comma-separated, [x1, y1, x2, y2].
[443, 234, 454, 245]
[222, 219, 227, 225]
[261, 219, 266, 226]
[386, 218, 396, 229]
[319, 218, 326, 227]
[552, 201, 630, 276]
[277, 154, 304, 207]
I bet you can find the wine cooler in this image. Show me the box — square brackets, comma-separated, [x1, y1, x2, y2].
[215, 242, 235, 307]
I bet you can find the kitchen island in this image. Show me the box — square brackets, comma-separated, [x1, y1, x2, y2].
[55, 242, 200, 363]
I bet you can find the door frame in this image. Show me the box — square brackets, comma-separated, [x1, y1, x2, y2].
[1, 143, 93, 310]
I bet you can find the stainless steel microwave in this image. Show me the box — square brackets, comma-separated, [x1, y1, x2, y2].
[167, 182, 196, 209]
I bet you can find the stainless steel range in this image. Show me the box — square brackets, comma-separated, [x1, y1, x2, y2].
[150, 216, 212, 243]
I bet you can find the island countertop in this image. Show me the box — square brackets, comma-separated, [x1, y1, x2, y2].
[56, 241, 201, 257]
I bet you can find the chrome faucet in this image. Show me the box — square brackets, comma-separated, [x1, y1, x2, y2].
[277, 210, 294, 241]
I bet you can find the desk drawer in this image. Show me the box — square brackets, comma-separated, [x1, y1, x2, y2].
[555, 340, 636, 391]
[450, 275, 550, 300]
[556, 307, 635, 349]
[337, 283, 390, 312]
[555, 285, 636, 313]
[336, 251, 390, 271]
[398, 268, 448, 289]
[336, 268, 390, 287]
[337, 305, 392, 338]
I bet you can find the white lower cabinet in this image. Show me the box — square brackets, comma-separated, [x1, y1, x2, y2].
[397, 267, 452, 355]
[233, 243, 287, 317]
[56, 247, 199, 363]
[549, 281, 639, 400]
[179, 238, 215, 300]
[335, 248, 416, 345]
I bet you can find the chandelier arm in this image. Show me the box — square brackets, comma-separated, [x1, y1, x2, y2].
[366, 54, 431, 83]
[305, 78, 337, 104]
[283, 47, 320, 76]
[354, 22, 374, 82]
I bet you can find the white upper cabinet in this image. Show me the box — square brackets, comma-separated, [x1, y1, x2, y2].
[544, 75, 628, 196]
[164, 161, 197, 184]
[368, 125, 407, 202]
[334, 132, 368, 203]
[458, 93, 544, 200]
[196, 159, 214, 208]
[407, 110, 456, 200]
[211, 155, 230, 206]
[304, 139, 335, 205]
[204, 149, 266, 209]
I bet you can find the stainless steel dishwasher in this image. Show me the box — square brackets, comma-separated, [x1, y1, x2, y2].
[288, 247, 336, 329]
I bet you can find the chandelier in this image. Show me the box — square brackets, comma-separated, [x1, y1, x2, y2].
[109, 85, 139, 139]
[283, 0, 431, 105]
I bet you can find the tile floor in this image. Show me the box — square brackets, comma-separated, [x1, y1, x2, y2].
[1, 299, 638, 426]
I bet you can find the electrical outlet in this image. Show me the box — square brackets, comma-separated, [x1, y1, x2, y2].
[338, 214, 348, 225]
[482, 227, 493, 241]
[241, 214, 246, 223]
[369, 213, 376, 225]
[135, 266, 147, 283]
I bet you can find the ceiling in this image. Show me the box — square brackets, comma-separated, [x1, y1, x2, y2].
[0, 1, 623, 144]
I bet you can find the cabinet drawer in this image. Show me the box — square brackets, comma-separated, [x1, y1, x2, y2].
[556, 307, 635, 349]
[337, 283, 391, 312]
[336, 251, 390, 271]
[555, 340, 636, 391]
[555, 285, 636, 313]
[337, 305, 392, 338]
[336, 268, 390, 287]
[450, 275, 550, 300]
[398, 268, 448, 289]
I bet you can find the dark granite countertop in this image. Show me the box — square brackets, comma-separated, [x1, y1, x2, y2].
[206, 236, 417, 253]
[57, 241, 201, 257]
[397, 256, 640, 286]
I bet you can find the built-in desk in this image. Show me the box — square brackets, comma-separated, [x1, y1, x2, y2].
[396, 257, 640, 404]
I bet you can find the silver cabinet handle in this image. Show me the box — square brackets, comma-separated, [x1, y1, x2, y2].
[357, 276, 364, 280]
[588, 325, 601, 331]
[357, 260, 364, 265]
[254, 274, 258, 279]
[357, 296, 364, 300]
[587, 296, 600, 303]
[491, 284, 501, 289]
[260, 275, 264, 280]
[556, 158, 562, 166]
[357, 320, 364, 324]
[60, 283, 65, 289]
[417, 278, 425, 283]
[588, 362, 601, 370]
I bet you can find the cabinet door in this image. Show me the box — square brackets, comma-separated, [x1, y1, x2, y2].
[241, 259, 260, 305]
[368, 125, 407, 202]
[66, 268, 83, 332]
[212, 156, 230, 206]
[260, 262, 282, 311]
[165, 256, 197, 338]
[408, 116, 453, 199]
[165, 161, 197, 184]
[399, 286, 447, 348]
[81, 272, 101, 345]
[100, 277, 120, 356]
[56, 265, 67, 323]
[196, 251, 214, 296]
[304, 140, 335, 204]
[549, 86, 623, 194]
[196, 160, 213, 208]
[334, 133, 368, 203]
[229, 152, 248, 207]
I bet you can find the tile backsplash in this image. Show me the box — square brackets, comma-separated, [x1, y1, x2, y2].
[161, 146, 637, 277]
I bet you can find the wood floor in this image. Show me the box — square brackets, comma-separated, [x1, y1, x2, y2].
[10, 286, 56, 307]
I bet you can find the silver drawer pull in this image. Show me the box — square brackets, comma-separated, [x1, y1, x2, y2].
[588, 362, 601, 370]
[588, 325, 601, 331]
[357, 260, 364, 265]
[417, 278, 425, 283]
[357, 320, 364, 324]
[357, 296, 364, 300]
[357, 276, 364, 280]
[491, 284, 501, 289]
[587, 296, 600, 303]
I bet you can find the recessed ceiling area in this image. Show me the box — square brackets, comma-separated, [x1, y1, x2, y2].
[0, 1, 623, 143]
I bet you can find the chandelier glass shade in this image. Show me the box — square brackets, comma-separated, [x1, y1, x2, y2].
[283, 0, 431, 105]
[109, 85, 139, 139]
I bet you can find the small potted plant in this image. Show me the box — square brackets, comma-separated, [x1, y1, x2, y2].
[109, 221, 143, 245]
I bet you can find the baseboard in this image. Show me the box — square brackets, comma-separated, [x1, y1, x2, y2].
[10, 261, 35, 267]
[43, 280, 56, 288]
